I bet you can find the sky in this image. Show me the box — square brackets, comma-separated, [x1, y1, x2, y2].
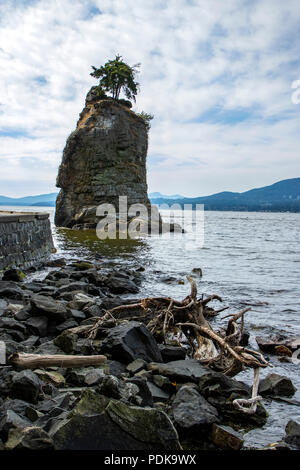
[0, 0, 300, 198]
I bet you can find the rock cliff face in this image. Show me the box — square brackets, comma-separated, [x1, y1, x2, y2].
[55, 88, 150, 228]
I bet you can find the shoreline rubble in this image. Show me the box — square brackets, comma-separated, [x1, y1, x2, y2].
[0, 258, 298, 451]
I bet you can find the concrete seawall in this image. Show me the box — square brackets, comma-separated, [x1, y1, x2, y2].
[0, 211, 55, 270]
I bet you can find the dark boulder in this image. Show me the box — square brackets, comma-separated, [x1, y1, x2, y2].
[105, 276, 139, 294]
[158, 344, 186, 362]
[126, 377, 153, 407]
[2, 269, 26, 282]
[0, 410, 29, 440]
[5, 425, 54, 450]
[284, 420, 300, 449]
[0, 282, 24, 300]
[30, 295, 70, 323]
[259, 373, 296, 397]
[147, 382, 170, 403]
[198, 371, 267, 427]
[10, 370, 41, 403]
[172, 385, 219, 431]
[209, 423, 244, 450]
[25, 316, 48, 337]
[50, 390, 180, 450]
[100, 321, 162, 364]
[148, 359, 208, 383]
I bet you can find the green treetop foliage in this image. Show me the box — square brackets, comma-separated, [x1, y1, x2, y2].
[90, 55, 140, 102]
[136, 111, 154, 131]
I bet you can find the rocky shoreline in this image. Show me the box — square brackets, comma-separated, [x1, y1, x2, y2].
[0, 258, 299, 451]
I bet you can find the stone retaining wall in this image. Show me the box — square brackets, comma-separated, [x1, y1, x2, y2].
[0, 211, 54, 270]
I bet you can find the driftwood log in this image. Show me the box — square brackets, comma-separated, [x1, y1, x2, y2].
[9, 352, 107, 370]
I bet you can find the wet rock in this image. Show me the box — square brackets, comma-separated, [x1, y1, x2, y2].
[126, 358, 147, 375]
[70, 261, 95, 270]
[2, 269, 26, 282]
[70, 309, 86, 321]
[159, 276, 177, 284]
[50, 389, 181, 450]
[67, 368, 105, 387]
[209, 423, 244, 450]
[100, 321, 163, 364]
[126, 377, 153, 407]
[274, 345, 292, 357]
[55, 282, 89, 296]
[147, 382, 170, 403]
[0, 299, 8, 313]
[55, 318, 78, 333]
[148, 359, 208, 383]
[284, 420, 300, 449]
[44, 258, 66, 268]
[198, 370, 267, 427]
[34, 370, 66, 388]
[73, 337, 100, 355]
[172, 385, 219, 431]
[191, 268, 202, 278]
[256, 334, 300, 355]
[35, 340, 64, 355]
[14, 309, 31, 321]
[10, 370, 41, 403]
[25, 316, 48, 337]
[22, 335, 39, 349]
[106, 276, 139, 295]
[106, 360, 127, 378]
[259, 373, 296, 397]
[0, 317, 27, 334]
[5, 426, 54, 450]
[38, 392, 75, 414]
[30, 295, 70, 323]
[0, 410, 29, 440]
[158, 344, 186, 362]
[153, 375, 176, 394]
[6, 303, 24, 314]
[83, 303, 103, 318]
[239, 329, 250, 347]
[25, 407, 44, 422]
[0, 398, 30, 418]
[67, 294, 96, 312]
[54, 330, 78, 354]
[0, 281, 24, 300]
[98, 375, 122, 399]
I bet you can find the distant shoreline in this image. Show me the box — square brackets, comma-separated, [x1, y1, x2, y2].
[1, 202, 300, 214]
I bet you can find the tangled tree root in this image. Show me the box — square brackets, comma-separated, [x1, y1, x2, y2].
[86, 275, 271, 380]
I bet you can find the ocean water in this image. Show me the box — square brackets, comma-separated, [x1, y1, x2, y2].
[2, 205, 300, 448]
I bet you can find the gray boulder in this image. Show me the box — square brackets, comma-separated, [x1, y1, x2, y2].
[0, 410, 29, 440]
[10, 370, 41, 403]
[198, 370, 267, 427]
[30, 295, 70, 323]
[148, 359, 208, 383]
[284, 420, 300, 449]
[50, 389, 181, 450]
[172, 385, 219, 430]
[101, 321, 162, 364]
[5, 426, 53, 450]
[259, 373, 296, 397]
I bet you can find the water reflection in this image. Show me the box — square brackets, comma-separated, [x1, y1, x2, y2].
[55, 227, 150, 260]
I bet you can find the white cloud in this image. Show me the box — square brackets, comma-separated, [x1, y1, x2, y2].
[0, 0, 299, 197]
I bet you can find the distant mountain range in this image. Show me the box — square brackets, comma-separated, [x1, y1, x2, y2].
[1, 178, 300, 212]
[148, 192, 184, 200]
[0, 193, 58, 207]
[150, 178, 300, 212]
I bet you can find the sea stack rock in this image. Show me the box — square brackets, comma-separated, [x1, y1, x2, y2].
[55, 87, 151, 229]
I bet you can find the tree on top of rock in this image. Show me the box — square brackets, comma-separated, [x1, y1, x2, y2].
[90, 55, 140, 102]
